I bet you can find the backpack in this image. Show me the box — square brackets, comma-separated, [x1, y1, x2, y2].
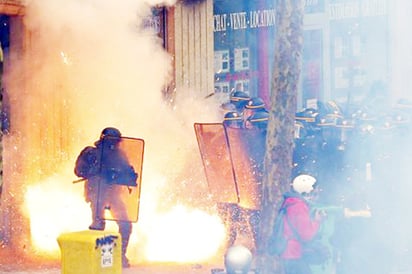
[268, 202, 289, 256]
[74, 146, 100, 179]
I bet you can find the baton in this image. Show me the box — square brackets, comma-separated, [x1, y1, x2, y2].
[72, 178, 87, 184]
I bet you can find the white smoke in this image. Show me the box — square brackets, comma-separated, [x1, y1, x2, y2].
[389, 0, 412, 101]
[4, 0, 225, 265]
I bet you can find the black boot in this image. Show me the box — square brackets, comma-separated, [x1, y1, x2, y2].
[89, 201, 106, 230]
[118, 221, 132, 268]
[88, 219, 106, 230]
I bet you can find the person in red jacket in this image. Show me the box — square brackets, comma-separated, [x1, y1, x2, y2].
[281, 174, 323, 274]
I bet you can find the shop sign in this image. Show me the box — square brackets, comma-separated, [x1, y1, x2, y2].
[213, 9, 276, 32]
[329, 0, 387, 20]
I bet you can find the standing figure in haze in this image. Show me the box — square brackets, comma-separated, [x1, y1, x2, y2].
[279, 174, 324, 274]
[74, 127, 138, 268]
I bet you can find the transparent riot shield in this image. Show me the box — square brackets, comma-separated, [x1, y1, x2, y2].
[194, 123, 239, 204]
[225, 127, 266, 210]
[96, 136, 144, 223]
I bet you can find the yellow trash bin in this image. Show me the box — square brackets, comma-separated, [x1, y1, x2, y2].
[57, 230, 122, 274]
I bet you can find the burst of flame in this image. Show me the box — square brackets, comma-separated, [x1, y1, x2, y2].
[143, 204, 225, 262]
[23, 166, 226, 264]
[25, 176, 91, 254]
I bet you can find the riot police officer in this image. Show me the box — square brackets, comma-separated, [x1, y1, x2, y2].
[243, 97, 267, 120]
[223, 111, 244, 128]
[74, 127, 137, 268]
[245, 110, 269, 130]
[229, 91, 251, 113]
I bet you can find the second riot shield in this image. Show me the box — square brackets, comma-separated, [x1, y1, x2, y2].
[194, 123, 239, 204]
[96, 136, 144, 223]
[225, 127, 266, 210]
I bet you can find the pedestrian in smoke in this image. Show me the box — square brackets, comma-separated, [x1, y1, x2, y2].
[279, 174, 324, 274]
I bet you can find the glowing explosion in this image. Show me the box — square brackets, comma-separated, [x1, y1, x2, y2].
[1, 0, 227, 266]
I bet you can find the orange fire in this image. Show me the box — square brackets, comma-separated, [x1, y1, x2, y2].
[0, 0, 228, 267]
[23, 164, 227, 264]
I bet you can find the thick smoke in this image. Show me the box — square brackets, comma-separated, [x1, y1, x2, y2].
[3, 0, 225, 265]
[314, 2, 412, 273]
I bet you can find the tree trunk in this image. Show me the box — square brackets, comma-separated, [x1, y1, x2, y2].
[256, 0, 305, 273]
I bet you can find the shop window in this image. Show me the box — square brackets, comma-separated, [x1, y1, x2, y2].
[215, 81, 230, 93]
[234, 47, 249, 71]
[334, 66, 349, 89]
[214, 50, 230, 74]
[351, 35, 361, 56]
[334, 37, 343, 58]
[234, 79, 249, 93]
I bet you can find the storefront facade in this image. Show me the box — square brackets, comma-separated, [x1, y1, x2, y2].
[212, 0, 389, 109]
[213, 0, 276, 104]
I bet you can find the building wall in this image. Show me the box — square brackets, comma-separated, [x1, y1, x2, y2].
[210, 0, 390, 110]
[388, 0, 412, 101]
[0, 0, 29, 250]
[173, 0, 215, 98]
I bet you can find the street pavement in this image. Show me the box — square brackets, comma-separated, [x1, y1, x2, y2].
[0, 264, 224, 274]
[3, 264, 412, 274]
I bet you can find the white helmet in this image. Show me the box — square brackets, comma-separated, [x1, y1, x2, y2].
[224, 245, 252, 274]
[292, 174, 317, 194]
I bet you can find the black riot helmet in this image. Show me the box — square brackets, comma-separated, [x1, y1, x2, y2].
[244, 97, 267, 121]
[246, 111, 269, 130]
[245, 97, 266, 111]
[100, 127, 122, 140]
[95, 127, 122, 148]
[230, 91, 250, 112]
[223, 111, 244, 128]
